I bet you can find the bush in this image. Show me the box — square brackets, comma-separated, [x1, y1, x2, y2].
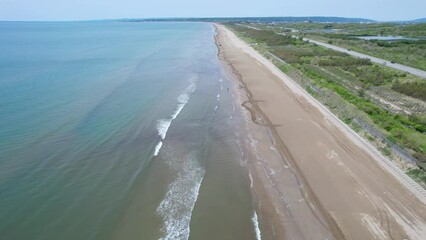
[341, 65, 394, 86]
[392, 81, 426, 101]
[272, 47, 314, 64]
[229, 24, 301, 46]
[300, 64, 425, 159]
[318, 57, 371, 67]
[406, 168, 426, 186]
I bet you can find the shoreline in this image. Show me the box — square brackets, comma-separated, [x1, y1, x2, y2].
[214, 23, 426, 239]
[215, 27, 338, 239]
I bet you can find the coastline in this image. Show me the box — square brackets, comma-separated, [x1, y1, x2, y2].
[215, 23, 426, 239]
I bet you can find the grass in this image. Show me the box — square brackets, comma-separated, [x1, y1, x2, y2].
[300, 64, 426, 144]
[316, 37, 426, 71]
[380, 146, 392, 156]
[305, 85, 317, 97]
[406, 168, 426, 188]
[392, 81, 426, 101]
[265, 22, 426, 37]
[262, 22, 426, 71]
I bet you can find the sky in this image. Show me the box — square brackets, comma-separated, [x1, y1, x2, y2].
[0, 0, 425, 21]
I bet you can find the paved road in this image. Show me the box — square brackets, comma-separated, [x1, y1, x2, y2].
[305, 38, 426, 79]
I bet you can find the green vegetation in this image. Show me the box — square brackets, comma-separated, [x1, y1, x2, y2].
[227, 23, 426, 176]
[314, 57, 399, 86]
[317, 57, 371, 67]
[348, 23, 426, 37]
[381, 146, 392, 156]
[305, 85, 317, 96]
[299, 64, 425, 132]
[230, 24, 302, 46]
[367, 135, 375, 142]
[269, 22, 426, 37]
[313, 36, 426, 71]
[406, 168, 426, 188]
[262, 22, 426, 71]
[392, 81, 426, 101]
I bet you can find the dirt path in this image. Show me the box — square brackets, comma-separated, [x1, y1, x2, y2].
[215, 24, 426, 240]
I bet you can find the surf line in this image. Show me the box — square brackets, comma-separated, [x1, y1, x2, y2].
[153, 81, 197, 157]
[252, 210, 262, 240]
[157, 153, 205, 240]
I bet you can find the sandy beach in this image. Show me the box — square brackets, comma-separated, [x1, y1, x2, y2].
[215, 24, 426, 239]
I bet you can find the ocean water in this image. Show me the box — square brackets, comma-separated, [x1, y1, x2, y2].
[0, 21, 259, 240]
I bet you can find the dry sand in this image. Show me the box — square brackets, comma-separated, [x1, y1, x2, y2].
[215, 24, 426, 240]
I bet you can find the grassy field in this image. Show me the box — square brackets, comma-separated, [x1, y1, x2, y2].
[227, 23, 426, 186]
[262, 22, 426, 37]
[311, 35, 426, 72]
[258, 22, 426, 71]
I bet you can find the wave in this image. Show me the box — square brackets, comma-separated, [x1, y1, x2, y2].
[157, 120, 172, 140]
[157, 153, 205, 240]
[154, 80, 197, 156]
[252, 211, 262, 240]
[157, 82, 197, 139]
[154, 141, 163, 156]
[172, 82, 196, 120]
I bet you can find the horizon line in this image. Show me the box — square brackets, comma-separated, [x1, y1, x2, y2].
[0, 16, 425, 23]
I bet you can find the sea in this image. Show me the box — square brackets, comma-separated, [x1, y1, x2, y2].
[0, 21, 261, 240]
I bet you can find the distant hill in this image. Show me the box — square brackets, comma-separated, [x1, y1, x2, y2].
[122, 16, 376, 23]
[412, 18, 426, 23]
[392, 18, 426, 24]
[247, 16, 376, 23]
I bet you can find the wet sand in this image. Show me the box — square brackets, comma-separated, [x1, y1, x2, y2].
[215, 24, 426, 239]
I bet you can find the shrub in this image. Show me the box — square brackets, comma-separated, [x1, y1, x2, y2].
[392, 81, 426, 101]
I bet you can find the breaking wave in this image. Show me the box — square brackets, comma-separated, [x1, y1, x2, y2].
[153, 80, 197, 156]
[252, 211, 262, 240]
[157, 153, 205, 240]
[154, 141, 163, 156]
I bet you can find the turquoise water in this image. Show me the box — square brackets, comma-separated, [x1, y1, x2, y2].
[0, 22, 257, 239]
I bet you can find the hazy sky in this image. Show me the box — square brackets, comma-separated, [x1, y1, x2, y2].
[0, 0, 424, 21]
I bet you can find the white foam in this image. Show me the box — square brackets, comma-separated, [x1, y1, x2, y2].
[154, 141, 163, 156]
[171, 81, 195, 119]
[157, 119, 172, 140]
[157, 154, 205, 240]
[171, 103, 185, 120]
[249, 170, 254, 188]
[252, 211, 262, 240]
[154, 79, 203, 238]
[156, 81, 197, 141]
